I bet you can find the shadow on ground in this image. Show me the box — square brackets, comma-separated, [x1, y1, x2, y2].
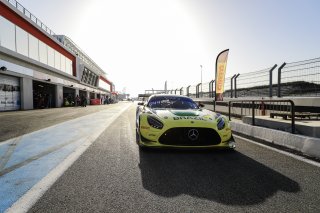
[139, 149, 300, 206]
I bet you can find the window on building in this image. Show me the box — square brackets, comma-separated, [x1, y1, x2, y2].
[0, 16, 16, 51]
[0, 16, 73, 76]
[39, 40, 47, 64]
[60, 54, 66, 72]
[28, 34, 39, 61]
[66, 58, 72, 75]
[16, 26, 28, 57]
[47, 46, 54, 67]
[54, 50, 61, 70]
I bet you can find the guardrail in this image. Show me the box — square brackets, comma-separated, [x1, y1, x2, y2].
[194, 99, 296, 134]
[227, 99, 295, 134]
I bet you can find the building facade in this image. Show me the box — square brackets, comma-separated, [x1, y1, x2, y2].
[0, 0, 114, 111]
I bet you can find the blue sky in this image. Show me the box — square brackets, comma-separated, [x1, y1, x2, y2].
[16, 0, 320, 96]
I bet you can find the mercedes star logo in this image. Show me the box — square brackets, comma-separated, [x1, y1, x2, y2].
[188, 129, 199, 141]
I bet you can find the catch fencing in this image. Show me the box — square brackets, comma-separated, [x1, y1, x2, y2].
[278, 57, 320, 97]
[165, 57, 320, 98]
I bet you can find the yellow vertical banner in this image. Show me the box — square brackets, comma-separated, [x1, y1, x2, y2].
[215, 49, 229, 101]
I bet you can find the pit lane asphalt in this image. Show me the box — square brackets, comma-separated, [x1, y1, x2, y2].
[24, 103, 320, 213]
[0, 104, 122, 143]
[0, 102, 133, 212]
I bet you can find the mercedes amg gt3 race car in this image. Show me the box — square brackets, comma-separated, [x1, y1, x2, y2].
[136, 94, 235, 150]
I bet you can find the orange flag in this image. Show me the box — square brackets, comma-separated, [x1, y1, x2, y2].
[215, 49, 229, 101]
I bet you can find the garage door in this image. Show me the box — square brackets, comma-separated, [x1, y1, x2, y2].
[0, 74, 20, 111]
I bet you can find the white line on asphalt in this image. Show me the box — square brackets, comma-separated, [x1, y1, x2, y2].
[234, 134, 320, 168]
[5, 104, 132, 213]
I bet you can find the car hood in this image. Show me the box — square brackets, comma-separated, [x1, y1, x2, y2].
[151, 109, 217, 122]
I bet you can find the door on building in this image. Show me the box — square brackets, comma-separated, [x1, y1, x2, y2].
[79, 90, 87, 106]
[0, 74, 20, 111]
[33, 80, 56, 109]
[63, 87, 76, 106]
[79, 90, 87, 98]
[90, 92, 95, 99]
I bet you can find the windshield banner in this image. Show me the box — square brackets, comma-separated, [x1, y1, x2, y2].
[215, 49, 229, 101]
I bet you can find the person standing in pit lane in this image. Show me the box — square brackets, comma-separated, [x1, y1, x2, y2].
[81, 94, 87, 107]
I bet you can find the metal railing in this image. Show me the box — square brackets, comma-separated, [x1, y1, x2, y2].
[227, 99, 295, 133]
[193, 99, 296, 134]
[6, 0, 56, 37]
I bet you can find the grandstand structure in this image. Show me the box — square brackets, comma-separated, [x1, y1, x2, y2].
[0, 0, 115, 111]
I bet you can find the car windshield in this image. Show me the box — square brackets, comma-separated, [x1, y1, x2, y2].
[147, 96, 199, 109]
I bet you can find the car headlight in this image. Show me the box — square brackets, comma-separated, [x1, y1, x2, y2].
[147, 116, 164, 129]
[217, 117, 226, 130]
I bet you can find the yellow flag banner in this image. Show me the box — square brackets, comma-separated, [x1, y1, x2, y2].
[215, 49, 229, 101]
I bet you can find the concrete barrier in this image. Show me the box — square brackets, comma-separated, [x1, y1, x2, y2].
[230, 120, 320, 159]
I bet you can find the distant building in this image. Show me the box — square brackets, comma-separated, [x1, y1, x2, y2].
[117, 93, 130, 101]
[0, 0, 114, 111]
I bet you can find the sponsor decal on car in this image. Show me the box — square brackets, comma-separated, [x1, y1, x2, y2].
[202, 115, 213, 120]
[141, 126, 150, 130]
[173, 116, 205, 121]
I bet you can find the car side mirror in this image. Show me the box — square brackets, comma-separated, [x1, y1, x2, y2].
[198, 103, 205, 108]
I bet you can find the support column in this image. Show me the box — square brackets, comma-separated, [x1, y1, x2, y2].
[56, 85, 63, 107]
[230, 74, 236, 98]
[75, 88, 79, 96]
[277, 63, 286, 97]
[20, 77, 33, 110]
[234, 74, 240, 98]
[269, 64, 277, 97]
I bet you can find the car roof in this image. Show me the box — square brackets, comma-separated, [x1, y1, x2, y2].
[148, 94, 191, 99]
[138, 94, 152, 98]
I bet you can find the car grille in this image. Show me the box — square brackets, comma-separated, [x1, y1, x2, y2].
[159, 127, 221, 146]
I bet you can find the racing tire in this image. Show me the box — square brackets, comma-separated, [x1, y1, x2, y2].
[138, 145, 147, 152]
[136, 117, 141, 144]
